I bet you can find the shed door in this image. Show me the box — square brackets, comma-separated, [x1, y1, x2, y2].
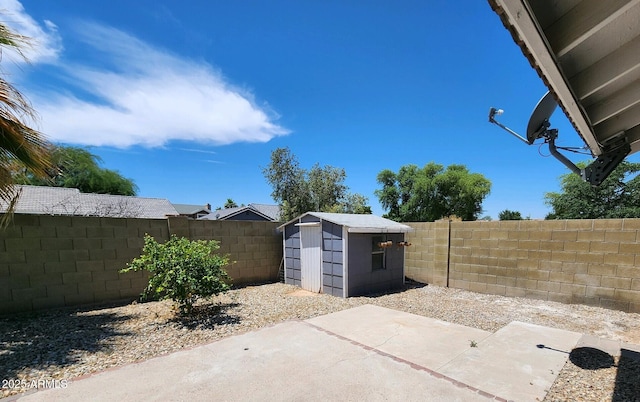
[300, 225, 322, 292]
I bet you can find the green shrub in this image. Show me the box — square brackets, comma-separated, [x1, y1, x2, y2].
[121, 234, 231, 315]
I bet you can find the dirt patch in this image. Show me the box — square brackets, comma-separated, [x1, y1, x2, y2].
[287, 289, 321, 297]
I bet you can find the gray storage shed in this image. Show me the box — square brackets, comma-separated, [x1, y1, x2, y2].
[279, 212, 412, 297]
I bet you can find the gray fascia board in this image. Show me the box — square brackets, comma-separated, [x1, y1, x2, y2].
[495, 0, 602, 155]
[346, 227, 412, 233]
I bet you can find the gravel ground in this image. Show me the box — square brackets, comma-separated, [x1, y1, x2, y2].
[1, 282, 639, 400]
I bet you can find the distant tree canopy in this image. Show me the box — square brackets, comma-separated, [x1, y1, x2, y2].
[499, 209, 523, 220]
[545, 160, 640, 219]
[12, 145, 138, 196]
[224, 198, 238, 209]
[262, 147, 371, 221]
[375, 162, 491, 222]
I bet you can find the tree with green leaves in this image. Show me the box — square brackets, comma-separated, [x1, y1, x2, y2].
[338, 193, 372, 214]
[262, 147, 371, 220]
[375, 162, 491, 222]
[499, 209, 523, 220]
[307, 163, 347, 211]
[13, 145, 137, 196]
[544, 160, 640, 219]
[262, 147, 309, 220]
[121, 234, 231, 315]
[0, 23, 51, 225]
[224, 198, 238, 208]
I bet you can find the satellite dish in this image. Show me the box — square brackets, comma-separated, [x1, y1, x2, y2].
[488, 91, 629, 186]
[526, 91, 557, 144]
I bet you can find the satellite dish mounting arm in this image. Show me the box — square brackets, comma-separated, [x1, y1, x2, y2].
[545, 129, 581, 176]
[488, 107, 530, 145]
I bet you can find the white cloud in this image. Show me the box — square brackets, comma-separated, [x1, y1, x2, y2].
[178, 148, 218, 155]
[0, 0, 62, 63]
[6, 8, 289, 147]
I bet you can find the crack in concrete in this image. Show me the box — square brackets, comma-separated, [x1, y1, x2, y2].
[372, 324, 402, 349]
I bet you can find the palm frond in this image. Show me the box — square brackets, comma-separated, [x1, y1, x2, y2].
[0, 22, 52, 226]
[0, 23, 32, 61]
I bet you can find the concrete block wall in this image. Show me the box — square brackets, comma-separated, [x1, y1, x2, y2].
[1, 214, 169, 315]
[5, 212, 638, 314]
[1, 215, 282, 315]
[405, 219, 640, 313]
[172, 217, 282, 285]
[405, 220, 450, 286]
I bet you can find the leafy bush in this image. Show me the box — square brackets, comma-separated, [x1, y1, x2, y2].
[498, 209, 523, 221]
[121, 234, 231, 315]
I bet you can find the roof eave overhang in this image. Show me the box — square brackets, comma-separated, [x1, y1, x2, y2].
[491, 0, 603, 156]
[223, 207, 272, 221]
[347, 227, 412, 234]
[276, 212, 413, 233]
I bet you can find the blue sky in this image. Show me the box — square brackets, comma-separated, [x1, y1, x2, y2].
[3, 0, 627, 218]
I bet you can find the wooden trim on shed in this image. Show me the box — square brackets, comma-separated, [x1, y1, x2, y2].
[342, 225, 349, 297]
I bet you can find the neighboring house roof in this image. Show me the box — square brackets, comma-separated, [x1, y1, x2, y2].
[248, 203, 281, 221]
[489, 0, 640, 157]
[1, 185, 179, 219]
[206, 206, 243, 220]
[278, 212, 412, 233]
[172, 203, 211, 216]
[200, 203, 281, 221]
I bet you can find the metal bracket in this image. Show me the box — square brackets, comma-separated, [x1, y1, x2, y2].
[582, 142, 630, 186]
[547, 131, 629, 186]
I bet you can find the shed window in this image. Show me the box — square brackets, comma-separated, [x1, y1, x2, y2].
[372, 236, 386, 271]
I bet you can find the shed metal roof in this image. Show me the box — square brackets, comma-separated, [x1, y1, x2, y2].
[278, 212, 412, 233]
[489, 0, 640, 156]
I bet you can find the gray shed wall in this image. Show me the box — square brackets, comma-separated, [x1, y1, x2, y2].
[283, 216, 406, 298]
[322, 221, 344, 297]
[347, 233, 405, 297]
[300, 215, 321, 223]
[284, 224, 301, 287]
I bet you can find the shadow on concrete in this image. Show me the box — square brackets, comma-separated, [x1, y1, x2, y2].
[169, 302, 241, 330]
[613, 349, 640, 402]
[569, 347, 615, 370]
[0, 309, 133, 381]
[361, 280, 428, 298]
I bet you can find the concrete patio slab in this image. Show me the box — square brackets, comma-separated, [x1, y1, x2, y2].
[575, 334, 624, 358]
[575, 334, 640, 363]
[14, 305, 592, 402]
[16, 320, 490, 402]
[439, 321, 582, 402]
[306, 304, 492, 371]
